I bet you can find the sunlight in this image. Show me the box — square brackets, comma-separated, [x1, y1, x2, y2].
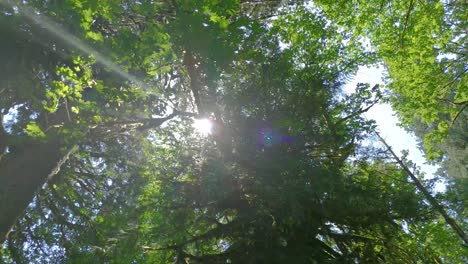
[8, 2, 145, 88]
[193, 119, 212, 135]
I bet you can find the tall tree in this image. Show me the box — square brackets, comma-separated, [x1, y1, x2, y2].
[314, 0, 467, 176]
[314, 0, 468, 245]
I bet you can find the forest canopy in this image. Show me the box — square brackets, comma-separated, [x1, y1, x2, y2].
[0, 0, 466, 263]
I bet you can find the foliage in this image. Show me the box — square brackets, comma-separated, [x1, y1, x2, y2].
[313, 1, 467, 248]
[315, 0, 467, 165]
[0, 0, 466, 263]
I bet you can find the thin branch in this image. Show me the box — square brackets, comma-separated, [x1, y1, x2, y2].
[183, 50, 205, 115]
[439, 98, 468, 106]
[337, 97, 381, 124]
[399, 0, 415, 48]
[64, 98, 71, 122]
[43, 146, 75, 187]
[451, 103, 468, 126]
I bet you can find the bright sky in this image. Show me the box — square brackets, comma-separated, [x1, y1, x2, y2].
[344, 66, 445, 192]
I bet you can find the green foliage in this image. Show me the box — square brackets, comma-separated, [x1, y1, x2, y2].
[1, 0, 466, 263]
[45, 56, 95, 113]
[315, 0, 467, 165]
[25, 121, 46, 139]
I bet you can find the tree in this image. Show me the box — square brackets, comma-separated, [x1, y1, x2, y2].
[1, 0, 466, 263]
[0, 0, 184, 242]
[314, 0, 467, 175]
[314, 0, 468, 250]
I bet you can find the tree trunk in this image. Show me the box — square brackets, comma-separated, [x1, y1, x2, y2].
[0, 138, 72, 243]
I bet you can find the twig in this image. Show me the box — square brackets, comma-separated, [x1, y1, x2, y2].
[451, 103, 468, 126]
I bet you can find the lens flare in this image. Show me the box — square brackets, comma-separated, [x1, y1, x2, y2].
[193, 119, 212, 135]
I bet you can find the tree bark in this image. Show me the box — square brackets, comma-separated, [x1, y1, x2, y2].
[0, 138, 72, 243]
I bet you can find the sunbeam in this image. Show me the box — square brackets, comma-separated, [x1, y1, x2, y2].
[2, 0, 146, 89]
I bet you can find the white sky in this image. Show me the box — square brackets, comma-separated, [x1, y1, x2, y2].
[344, 66, 445, 192]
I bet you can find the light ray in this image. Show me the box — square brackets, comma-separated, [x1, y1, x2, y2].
[3, 0, 146, 89]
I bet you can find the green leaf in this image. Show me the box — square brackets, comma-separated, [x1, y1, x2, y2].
[25, 122, 46, 138]
[71, 106, 80, 114]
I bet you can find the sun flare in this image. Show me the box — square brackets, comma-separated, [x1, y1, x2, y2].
[193, 119, 213, 135]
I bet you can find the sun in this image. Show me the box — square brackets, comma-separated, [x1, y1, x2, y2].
[193, 118, 213, 135]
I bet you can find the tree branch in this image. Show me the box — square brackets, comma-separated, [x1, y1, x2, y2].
[146, 219, 240, 252]
[337, 97, 381, 124]
[451, 103, 468, 126]
[183, 50, 205, 115]
[399, 0, 415, 48]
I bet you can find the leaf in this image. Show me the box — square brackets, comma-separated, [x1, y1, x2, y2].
[71, 106, 80, 114]
[86, 31, 104, 42]
[25, 122, 46, 138]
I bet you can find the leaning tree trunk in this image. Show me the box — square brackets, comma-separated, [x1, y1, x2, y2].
[376, 132, 468, 245]
[0, 137, 73, 243]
